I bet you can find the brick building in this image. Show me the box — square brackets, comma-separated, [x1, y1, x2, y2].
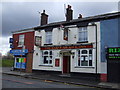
[10, 5, 120, 82]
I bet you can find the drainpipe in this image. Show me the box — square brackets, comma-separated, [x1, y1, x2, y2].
[88, 23, 98, 76]
[95, 24, 98, 75]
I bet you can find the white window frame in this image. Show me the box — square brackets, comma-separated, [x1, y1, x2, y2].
[45, 31, 52, 44]
[18, 34, 25, 47]
[41, 50, 53, 65]
[77, 49, 93, 67]
[78, 27, 88, 42]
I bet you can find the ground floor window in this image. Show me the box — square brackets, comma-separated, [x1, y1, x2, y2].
[15, 57, 26, 69]
[77, 49, 93, 67]
[41, 50, 53, 65]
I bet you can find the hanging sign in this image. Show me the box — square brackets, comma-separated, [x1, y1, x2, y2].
[9, 38, 13, 43]
[106, 47, 120, 60]
[63, 28, 68, 41]
[10, 44, 14, 48]
[35, 36, 42, 46]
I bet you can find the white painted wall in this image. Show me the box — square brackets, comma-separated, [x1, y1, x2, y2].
[68, 27, 78, 44]
[33, 49, 62, 71]
[32, 22, 104, 74]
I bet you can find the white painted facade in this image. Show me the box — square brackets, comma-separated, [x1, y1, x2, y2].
[32, 22, 106, 74]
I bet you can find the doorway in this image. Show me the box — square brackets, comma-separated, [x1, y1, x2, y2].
[63, 56, 70, 74]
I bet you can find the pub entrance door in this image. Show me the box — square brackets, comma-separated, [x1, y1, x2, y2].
[63, 56, 70, 74]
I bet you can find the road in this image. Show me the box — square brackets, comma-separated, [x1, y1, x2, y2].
[2, 74, 105, 89]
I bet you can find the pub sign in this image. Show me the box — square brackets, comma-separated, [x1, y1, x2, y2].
[106, 47, 120, 60]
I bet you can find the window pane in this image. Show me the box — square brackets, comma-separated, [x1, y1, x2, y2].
[81, 60, 88, 66]
[46, 31, 52, 44]
[78, 60, 80, 66]
[19, 35, 24, 46]
[83, 27, 87, 31]
[89, 50, 92, 54]
[89, 60, 92, 66]
[50, 56, 52, 59]
[50, 51, 52, 55]
[49, 60, 52, 64]
[78, 27, 87, 42]
[44, 51, 48, 54]
[89, 55, 92, 60]
[44, 56, 48, 64]
[81, 50, 87, 54]
[78, 50, 80, 54]
[16, 58, 19, 62]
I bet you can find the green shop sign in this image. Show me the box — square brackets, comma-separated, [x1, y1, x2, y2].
[107, 47, 120, 60]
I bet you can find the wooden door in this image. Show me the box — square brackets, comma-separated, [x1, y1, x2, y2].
[63, 56, 70, 73]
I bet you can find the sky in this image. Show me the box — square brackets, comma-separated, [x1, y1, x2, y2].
[0, 0, 119, 55]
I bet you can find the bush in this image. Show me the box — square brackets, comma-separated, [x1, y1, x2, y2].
[1, 59, 14, 67]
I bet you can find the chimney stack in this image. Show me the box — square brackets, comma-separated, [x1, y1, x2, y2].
[78, 14, 82, 19]
[41, 10, 48, 26]
[66, 5, 73, 21]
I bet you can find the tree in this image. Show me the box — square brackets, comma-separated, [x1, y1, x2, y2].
[2, 51, 14, 60]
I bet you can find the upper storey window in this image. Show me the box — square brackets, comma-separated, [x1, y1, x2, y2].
[78, 27, 88, 42]
[18, 34, 24, 47]
[45, 31, 52, 44]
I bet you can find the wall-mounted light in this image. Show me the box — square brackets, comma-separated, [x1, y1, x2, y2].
[59, 52, 62, 56]
[74, 35, 76, 38]
[36, 53, 38, 56]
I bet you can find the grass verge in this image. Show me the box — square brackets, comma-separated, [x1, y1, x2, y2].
[0, 59, 14, 67]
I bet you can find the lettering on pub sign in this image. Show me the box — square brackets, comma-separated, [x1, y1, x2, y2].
[106, 47, 120, 60]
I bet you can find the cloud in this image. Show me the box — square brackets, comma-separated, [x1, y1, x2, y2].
[0, 36, 11, 55]
[1, 2, 119, 55]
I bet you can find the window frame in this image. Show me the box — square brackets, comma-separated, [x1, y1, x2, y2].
[76, 49, 94, 67]
[78, 27, 88, 42]
[45, 31, 52, 44]
[41, 50, 53, 66]
[18, 34, 25, 47]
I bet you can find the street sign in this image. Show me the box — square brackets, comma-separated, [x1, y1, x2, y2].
[10, 44, 14, 48]
[9, 38, 13, 43]
[10, 49, 28, 56]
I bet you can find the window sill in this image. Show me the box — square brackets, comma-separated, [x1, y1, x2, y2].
[77, 41, 88, 43]
[39, 65, 53, 67]
[18, 45, 23, 47]
[75, 66, 95, 68]
[44, 43, 53, 46]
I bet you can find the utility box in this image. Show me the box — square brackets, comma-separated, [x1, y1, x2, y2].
[106, 47, 120, 83]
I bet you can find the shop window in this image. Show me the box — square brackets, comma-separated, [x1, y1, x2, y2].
[45, 31, 52, 44]
[78, 27, 88, 42]
[77, 49, 93, 67]
[42, 50, 53, 65]
[18, 34, 25, 47]
[15, 57, 26, 69]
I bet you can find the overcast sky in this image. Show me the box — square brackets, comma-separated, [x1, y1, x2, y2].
[0, 1, 119, 55]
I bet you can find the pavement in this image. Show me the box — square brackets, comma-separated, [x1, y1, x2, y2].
[1, 67, 120, 89]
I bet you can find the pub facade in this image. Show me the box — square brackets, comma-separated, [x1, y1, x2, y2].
[10, 5, 120, 82]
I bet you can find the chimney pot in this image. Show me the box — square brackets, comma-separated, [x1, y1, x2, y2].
[78, 14, 82, 19]
[43, 10, 45, 13]
[68, 5, 71, 9]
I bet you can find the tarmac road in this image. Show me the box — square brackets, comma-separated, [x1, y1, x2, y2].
[2, 74, 105, 89]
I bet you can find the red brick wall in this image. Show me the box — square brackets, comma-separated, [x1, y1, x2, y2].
[13, 31, 35, 52]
